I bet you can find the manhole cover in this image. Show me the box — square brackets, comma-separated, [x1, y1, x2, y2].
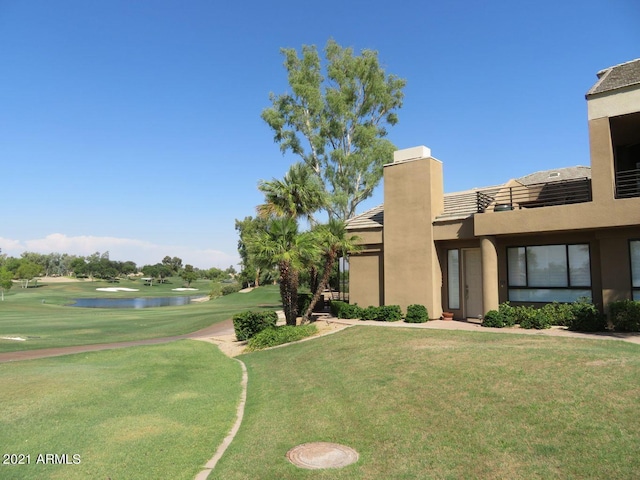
[286, 442, 359, 469]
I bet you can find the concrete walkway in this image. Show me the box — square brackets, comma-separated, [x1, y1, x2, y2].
[329, 317, 640, 345]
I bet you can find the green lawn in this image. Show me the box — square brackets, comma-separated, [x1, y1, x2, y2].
[212, 326, 640, 479]
[0, 280, 280, 352]
[0, 340, 242, 480]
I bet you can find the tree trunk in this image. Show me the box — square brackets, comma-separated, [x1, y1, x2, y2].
[279, 261, 299, 326]
[303, 250, 337, 322]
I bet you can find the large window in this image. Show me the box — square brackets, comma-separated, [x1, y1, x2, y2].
[447, 249, 460, 309]
[507, 244, 591, 302]
[631, 240, 640, 301]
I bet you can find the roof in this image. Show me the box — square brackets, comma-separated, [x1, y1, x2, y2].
[346, 166, 592, 228]
[586, 58, 640, 97]
[346, 204, 383, 230]
[515, 165, 591, 185]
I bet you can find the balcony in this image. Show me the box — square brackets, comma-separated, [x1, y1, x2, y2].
[477, 177, 592, 213]
[615, 168, 640, 198]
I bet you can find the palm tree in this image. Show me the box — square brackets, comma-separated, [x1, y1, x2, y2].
[251, 216, 319, 325]
[257, 162, 327, 224]
[302, 219, 361, 322]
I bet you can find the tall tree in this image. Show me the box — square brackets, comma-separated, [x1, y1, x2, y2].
[262, 39, 405, 221]
[250, 216, 318, 325]
[302, 219, 361, 321]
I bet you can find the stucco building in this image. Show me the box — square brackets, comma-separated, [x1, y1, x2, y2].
[346, 59, 640, 320]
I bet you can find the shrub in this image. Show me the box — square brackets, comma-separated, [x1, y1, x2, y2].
[377, 305, 403, 322]
[561, 300, 604, 332]
[232, 310, 278, 341]
[329, 300, 346, 317]
[608, 300, 640, 332]
[519, 308, 552, 330]
[221, 283, 241, 295]
[540, 302, 574, 326]
[498, 302, 517, 327]
[482, 309, 505, 328]
[331, 302, 363, 319]
[245, 324, 318, 351]
[361, 306, 379, 321]
[209, 282, 222, 298]
[513, 305, 537, 327]
[298, 293, 312, 316]
[405, 304, 429, 323]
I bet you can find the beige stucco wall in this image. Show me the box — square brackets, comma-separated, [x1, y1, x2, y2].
[349, 250, 384, 307]
[382, 155, 444, 316]
[587, 86, 640, 120]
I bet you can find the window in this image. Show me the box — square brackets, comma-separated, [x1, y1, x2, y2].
[507, 244, 591, 302]
[631, 240, 640, 301]
[447, 249, 460, 309]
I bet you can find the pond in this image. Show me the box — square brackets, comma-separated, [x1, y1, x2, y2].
[70, 296, 206, 309]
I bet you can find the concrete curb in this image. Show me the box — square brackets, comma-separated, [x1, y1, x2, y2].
[194, 357, 248, 480]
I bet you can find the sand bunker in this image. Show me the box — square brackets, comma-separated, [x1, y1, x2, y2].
[1, 336, 26, 342]
[96, 287, 140, 292]
[172, 288, 198, 291]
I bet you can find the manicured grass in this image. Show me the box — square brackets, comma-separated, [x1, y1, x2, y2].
[0, 340, 242, 480]
[0, 281, 281, 352]
[212, 327, 640, 479]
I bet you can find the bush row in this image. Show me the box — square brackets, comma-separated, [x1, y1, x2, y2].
[482, 300, 606, 331]
[330, 301, 429, 323]
[245, 324, 318, 352]
[608, 300, 640, 332]
[232, 310, 278, 341]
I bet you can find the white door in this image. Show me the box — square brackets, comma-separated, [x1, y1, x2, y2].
[463, 249, 483, 319]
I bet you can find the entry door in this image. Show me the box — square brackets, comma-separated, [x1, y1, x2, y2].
[463, 249, 483, 319]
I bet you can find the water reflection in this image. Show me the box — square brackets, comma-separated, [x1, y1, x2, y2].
[70, 296, 205, 309]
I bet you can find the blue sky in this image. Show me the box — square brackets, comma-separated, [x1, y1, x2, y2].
[1, 0, 638, 269]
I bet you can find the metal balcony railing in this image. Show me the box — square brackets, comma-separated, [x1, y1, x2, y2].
[477, 177, 592, 213]
[615, 169, 640, 198]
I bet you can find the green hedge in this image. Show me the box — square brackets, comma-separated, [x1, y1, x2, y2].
[609, 300, 640, 332]
[245, 324, 318, 351]
[232, 310, 278, 341]
[330, 301, 363, 319]
[329, 301, 402, 321]
[405, 304, 429, 323]
[482, 300, 605, 331]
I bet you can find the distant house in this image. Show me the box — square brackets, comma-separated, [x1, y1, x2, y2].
[346, 59, 640, 319]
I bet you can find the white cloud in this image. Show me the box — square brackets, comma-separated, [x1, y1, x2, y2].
[0, 234, 239, 270]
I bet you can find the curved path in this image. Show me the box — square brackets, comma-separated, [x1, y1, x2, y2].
[0, 319, 235, 363]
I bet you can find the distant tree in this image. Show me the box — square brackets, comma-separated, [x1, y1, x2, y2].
[162, 256, 183, 274]
[0, 267, 13, 300]
[142, 263, 172, 284]
[262, 39, 405, 221]
[203, 267, 225, 281]
[16, 261, 41, 288]
[181, 264, 198, 287]
[70, 257, 88, 277]
[119, 261, 138, 276]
